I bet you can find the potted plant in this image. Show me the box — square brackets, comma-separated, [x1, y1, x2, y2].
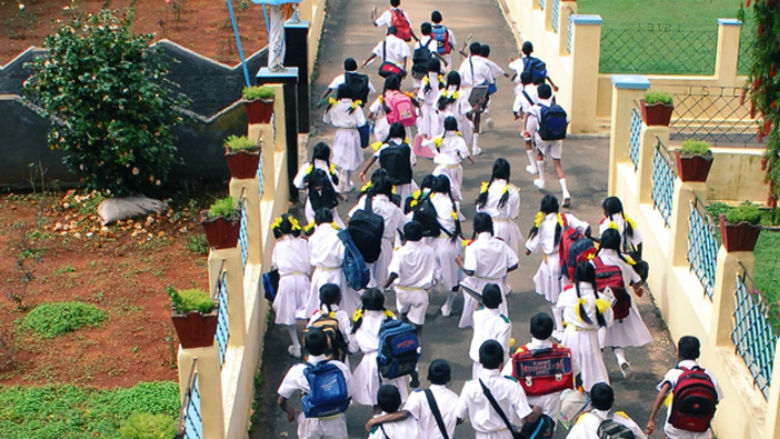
[640, 91, 674, 126]
[200, 196, 241, 250]
[224, 134, 261, 179]
[166, 286, 218, 349]
[242, 85, 275, 124]
[718, 201, 763, 252]
[674, 139, 713, 182]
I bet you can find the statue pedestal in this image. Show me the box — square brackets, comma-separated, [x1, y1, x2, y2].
[284, 19, 310, 133]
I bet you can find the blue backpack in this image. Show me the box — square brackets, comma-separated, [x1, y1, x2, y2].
[301, 361, 351, 418]
[337, 229, 371, 290]
[538, 103, 568, 141]
[523, 56, 548, 83]
[262, 269, 279, 302]
[376, 320, 420, 379]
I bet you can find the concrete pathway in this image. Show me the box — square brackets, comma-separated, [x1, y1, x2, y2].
[252, 0, 678, 437]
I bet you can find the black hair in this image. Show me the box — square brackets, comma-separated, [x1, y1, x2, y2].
[476, 158, 511, 210]
[387, 25, 398, 35]
[272, 213, 302, 239]
[432, 175, 462, 241]
[351, 288, 387, 333]
[370, 173, 394, 199]
[428, 359, 451, 385]
[336, 84, 352, 100]
[597, 228, 632, 265]
[314, 208, 333, 225]
[437, 71, 462, 111]
[473, 212, 494, 237]
[377, 385, 402, 413]
[469, 41, 482, 55]
[520, 70, 533, 85]
[310, 142, 339, 186]
[385, 122, 406, 143]
[482, 283, 503, 309]
[573, 262, 607, 327]
[602, 196, 634, 241]
[383, 74, 401, 93]
[530, 313, 554, 340]
[537, 83, 553, 99]
[390, 0, 400, 6]
[304, 327, 328, 356]
[421, 22, 432, 35]
[403, 221, 423, 242]
[478, 339, 504, 369]
[480, 44, 491, 57]
[521, 41, 534, 56]
[423, 58, 443, 94]
[420, 174, 436, 190]
[319, 283, 341, 313]
[527, 194, 560, 244]
[431, 10, 442, 23]
[443, 116, 458, 132]
[344, 57, 358, 71]
[590, 383, 615, 411]
[678, 336, 701, 361]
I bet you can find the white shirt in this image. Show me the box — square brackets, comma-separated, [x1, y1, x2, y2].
[657, 359, 723, 439]
[480, 56, 506, 83]
[464, 232, 520, 280]
[566, 408, 647, 439]
[525, 213, 589, 255]
[293, 159, 340, 193]
[387, 240, 438, 289]
[512, 84, 539, 114]
[348, 310, 390, 354]
[502, 338, 564, 418]
[349, 194, 407, 242]
[272, 235, 311, 276]
[277, 354, 353, 400]
[309, 223, 345, 269]
[458, 55, 491, 87]
[417, 72, 443, 105]
[368, 411, 420, 439]
[430, 192, 457, 236]
[559, 283, 614, 330]
[423, 132, 470, 166]
[375, 7, 411, 28]
[327, 72, 376, 94]
[456, 368, 533, 433]
[469, 307, 511, 362]
[476, 179, 520, 220]
[527, 97, 568, 136]
[598, 214, 643, 252]
[404, 385, 460, 438]
[323, 98, 366, 129]
[372, 35, 412, 66]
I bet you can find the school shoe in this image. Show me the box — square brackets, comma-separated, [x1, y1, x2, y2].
[552, 330, 564, 342]
[472, 146, 483, 156]
[409, 373, 420, 389]
[533, 178, 545, 190]
[440, 305, 452, 317]
[288, 345, 302, 358]
[525, 165, 538, 175]
[619, 361, 633, 379]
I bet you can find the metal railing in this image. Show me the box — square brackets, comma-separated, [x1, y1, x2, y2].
[687, 194, 719, 299]
[567, 12, 573, 54]
[552, 0, 560, 33]
[737, 26, 755, 76]
[651, 138, 675, 227]
[215, 268, 229, 367]
[629, 107, 641, 169]
[257, 153, 264, 198]
[239, 196, 248, 268]
[176, 360, 202, 439]
[539, 0, 544, 10]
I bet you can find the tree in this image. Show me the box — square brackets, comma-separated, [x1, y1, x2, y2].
[23, 7, 189, 196]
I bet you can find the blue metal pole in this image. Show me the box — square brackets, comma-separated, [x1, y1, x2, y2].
[226, 0, 251, 87]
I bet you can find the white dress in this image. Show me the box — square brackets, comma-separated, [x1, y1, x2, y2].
[292, 160, 345, 228]
[597, 249, 652, 348]
[323, 99, 366, 172]
[476, 179, 523, 254]
[348, 193, 407, 286]
[271, 235, 312, 325]
[469, 307, 511, 379]
[307, 223, 355, 315]
[373, 138, 419, 203]
[598, 214, 643, 252]
[424, 133, 470, 202]
[430, 192, 461, 291]
[435, 86, 473, 146]
[417, 73, 443, 137]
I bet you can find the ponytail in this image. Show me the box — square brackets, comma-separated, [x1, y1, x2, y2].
[574, 282, 593, 325]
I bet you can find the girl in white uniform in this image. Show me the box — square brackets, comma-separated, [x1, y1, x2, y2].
[323, 84, 367, 192]
[349, 288, 409, 410]
[292, 142, 345, 227]
[359, 122, 418, 203]
[416, 59, 445, 138]
[429, 175, 464, 319]
[307, 283, 352, 365]
[475, 158, 523, 254]
[598, 196, 643, 256]
[435, 71, 473, 146]
[525, 194, 590, 336]
[270, 214, 311, 358]
[367, 75, 414, 143]
[423, 116, 473, 202]
[595, 228, 652, 378]
[558, 262, 614, 394]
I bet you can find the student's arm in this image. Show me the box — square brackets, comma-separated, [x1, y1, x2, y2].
[364, 411, 411, 432]
[359, 156, 378, 182]
[521, 405, 543, 424]
[455, 254, 475, 276]
[507, 263, 519, 273]
[383, 272, 399, 289]
[362, 54, 377, 69]
[277, 396, 296, 422]
[645, 382, 671, 436]
[545, 76, 559, 92]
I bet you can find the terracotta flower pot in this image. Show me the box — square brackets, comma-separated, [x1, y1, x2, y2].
[224, 147, 260, 179]
[719, 214, 762, 252]
[674, 150, 713, 182]
[640, 99, 674, 126]
[243, 98, 274, 124]
[200, 210, 240, 250]
[171, 307, 218, 349]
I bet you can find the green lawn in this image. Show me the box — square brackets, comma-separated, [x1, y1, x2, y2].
[754, 230, 780, 305]
[577, 0, 755, 74]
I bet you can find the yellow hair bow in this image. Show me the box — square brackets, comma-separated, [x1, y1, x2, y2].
[450, 211, 459, 221]
[371, 141, 383, 151]
[534, 211, 544, 228]
[452, 91, 460, 99]
[438, 74, 444, 83]
[404, 137, 410, 144]
[411, 190, 421, 199]
[329, 163, 337, 173]
[433, 137, 443, 147]
[383, 310, 396, 319]
[391, 186, 397, 194]
[304, 222, 315, 233]
[456, 131, 463, 137]
[352, 100, 363, 109]
[623, 254, 637, 265]
[327, 97, 337, 106]
[502, 184, 510, 195]
[575, 298, 587, 322]
[608, 221, 619, 231]
[625, 216, 636, 230]
[330, 222, 339, 230]
[352, 309, 363, 321]
[361, 181, 373, 192]
[557, 213, 565, 227]
[306, 163, 314, 174]
[410, 199, 418, 208]
[378, 96, 384, 103]
[289, 217, 301, 231]
[422, 76, 430, 85]
[271, 216, 283, 229]
[480, 181, 489, 193]
[595, 298, 611, 314]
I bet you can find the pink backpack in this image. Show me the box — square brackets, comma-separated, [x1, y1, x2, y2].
[384, 91, 417, 127]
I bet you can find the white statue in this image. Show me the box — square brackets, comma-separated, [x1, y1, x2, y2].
[267, 4, 286, 71]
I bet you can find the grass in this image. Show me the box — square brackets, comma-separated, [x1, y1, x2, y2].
[754, 231, 780, 306]
[0, 381, 179, 439]
[21, 302, 107, 339]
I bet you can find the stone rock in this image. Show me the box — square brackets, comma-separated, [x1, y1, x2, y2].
[97, 196, 168, 226]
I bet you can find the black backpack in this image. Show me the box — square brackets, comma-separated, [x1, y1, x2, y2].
[347, 195, 385, 263]
[538, 103, 568, 141]
[410, 192, 441, 238]
[411, 39, 434, 79]
[596, 412, 636, 439]
[344, 72, 369, 104]
[305, 167, 338, 211]
[378, 141, 413, 185]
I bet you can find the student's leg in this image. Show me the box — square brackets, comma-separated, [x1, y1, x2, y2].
[286, 324, 301, 357]
[524, 138, 538, 174]
[442, 286, 458, 316]
[472, 111, 482, 155]
[550, 142, 571, 206]
[613, 347, 632, 378]
[534, 143, 546, 190]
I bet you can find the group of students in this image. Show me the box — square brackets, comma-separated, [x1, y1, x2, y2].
[268, 0, 723, 437]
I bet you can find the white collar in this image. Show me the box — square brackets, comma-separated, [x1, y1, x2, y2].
[307, 354, 327, 363]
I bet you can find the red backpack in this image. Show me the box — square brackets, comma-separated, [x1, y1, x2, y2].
[669, 366, 718, 433]
[591, 257, 631, 320]
[558, 215, 596, 280]
[390, 9, 412, 42]
[511, 343, 574, 396]
[384, 91, 417, 127]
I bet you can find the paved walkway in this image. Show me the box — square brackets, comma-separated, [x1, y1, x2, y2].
[253, 0, 678, 437]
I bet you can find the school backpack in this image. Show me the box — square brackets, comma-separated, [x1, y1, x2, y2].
[262, 269, 279, 302]
[300, 361, 351, 418]
[592, 256, 631, 320]
[378, 141, 413, 185]
[558, 215, 596, 280]
[431, 24, 451, 54]
[523, 56, 548, 83]
[303, 313, 348, 362]
[337, 229, 371, 290]
[410, 192, 442, 238]
[511, 343, 574, 396]
[520, 413, 555, 439]
[411, 39, 434, 80]
[596, 413, 636, 439]
[347, 195, 385, 264]
[538, 103, 568, 141]
[304, 167, 338, 211]
[668, 366, 718, 433]
[390, 8, 412, 42]
[376, 319, 420, 379]
[344, 71, 370, 104]
[384, 90, 417, 127]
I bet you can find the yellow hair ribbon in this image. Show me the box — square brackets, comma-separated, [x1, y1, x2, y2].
[352, 308, 363, 321]
[304, 222, 315, 233]
[329, 163, 337, 174]
[502, 184, 509, 195]
[378, 96, 384, 103]
[391, 186, 397, 194]
[456, 131, 463, 137]
[422, 76, 430, 85]
[352, 100, 363, 108]
[327, 97, 337, 106]
[410, 199, 418, 208]
[450, 211, 459, 221]
[534, 211, 544, 228]
[453, 91, 460, 99]
[575, 298, 587, 322]
[383, 310, 396, 319]
[330, 222, 339, 230]
[271, 216, 283, 229]
[438, 74, 444, 84]
[595, 298, 611, 314]
[623, 254, 637, 265]
[557, 213, 565, 227]
[608, 221, 619, 231]
[433, 137, 443, 147]
[361, 181, 373, 192]
[509, 337, 516, 348]
[404, 137, 410, 144]
[371, 141, 383, 151]
[480, 181, 489, 193]
[625, 216, 636, 230]
[403, 91, 415, 98]
[289, 217, 301, 231]
[306, 163, 314, 174]
[411, 189, 421, 199]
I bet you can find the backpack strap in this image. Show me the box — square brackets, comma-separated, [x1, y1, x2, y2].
[383, 39, 387, 61]
[478, 379, 520, 438]
[424, 389, 450, 439]
[379, 423, 390, 439]
[468, 55, 476, 85]
[522, 90, 534, 106]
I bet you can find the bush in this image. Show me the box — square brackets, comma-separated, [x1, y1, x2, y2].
[23, 7, 189, 196]
[224, 135, 259, 151]
[725, 201, 762, 224]
[242, 85, 275, 100]
[644, 90, 673, 105]
[185, 234, 209, 255]
[120, 413, 177, 439]
[207, 196, 238, 219]
[22, 302, 106, 338]
[166, 286, 215, 314]
[680, 139, 711, 155]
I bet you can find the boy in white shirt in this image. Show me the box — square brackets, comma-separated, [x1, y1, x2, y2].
[320, 57, 375, 104]
[512, 71, 540, 175]
[458, 41, 491, 155]
[430, 10, 456, 69]
[566, 383, 646, 439]
[368, 385, 420, 438]
[373, 0, 416, 42]
[363, 26, 412, 72]
[469, 284, 512, 379]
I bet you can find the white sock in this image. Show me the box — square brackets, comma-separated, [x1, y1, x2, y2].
[536, 161, 545, 181]
[472, 133, 480, 150]
[526, 150, 537, 168]
[559, 178, 570, 198]
[552, 305, 564, 332]
[287, 325, 300, 349]
[444, 290, 457, 310]
[614, 347, 627, 364]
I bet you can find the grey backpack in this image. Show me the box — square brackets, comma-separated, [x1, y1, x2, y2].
[596, 412, 635, 439]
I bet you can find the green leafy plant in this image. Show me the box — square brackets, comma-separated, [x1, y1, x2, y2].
[644, 91, 673, 105]
[23, 7, 190, 196]
[725, 201, 763, 224]
[185, 234, 209, 255]
[242, 85, 275, 100]
[21, 302, 107, 338]
[206, 196, 238, 219]
[224, 135, 259, 151]
[120, 413, 177, 439]
[680, 139, 711, 156]
[166, 286, 215, 314]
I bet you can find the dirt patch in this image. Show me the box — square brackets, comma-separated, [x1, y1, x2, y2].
[0, 0, 268, 65]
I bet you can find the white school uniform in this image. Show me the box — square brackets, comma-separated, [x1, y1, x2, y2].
[525, 212, 590, 303]
[375, 7, 411, 29]
[513, 84, 539, 141]
[566, 408, 647, 439]
[469, 307, 511, 379]
[596, 249, 652, 349]
[368, 97, 391, 144]
[527, 97, 566, 159]
[559, 283, 614, 393]
[431, 24, 457, 68]
[307, 223, 356, 316]
[416, 72, 444, 137]
[292, 160, 345, 228]
[430, 192, 461, 291]
[434, 86, 474, 145]
[423, 133, 469, 201]
[480, 56, 505, 99]
[367, 411, 420, 439]
[373, 138, 418, 203]
[372, 34, 411, 68]
[323, 99, 367, 172]
[307, 305, 352, 348]
[412, 37, 436, 89]
[387, 239, 438, 325]
[657, 360, 723, 439]
[349, 311, 409, 406]
[458, 55, 491, 89]
[507, 58, 526, 95]
[476, 179, 523, 254]
[271, 235, 312, 325]
[456, 368, 534, 438]
[349, 193, 407, 286]
[327, 72, 376, 95]
[501, 338, 564, 419]
[404, 384, 460, 438]
[598, 214, 643, 252]
[276, 353, 353, 439]
[460, 232, 519, 328]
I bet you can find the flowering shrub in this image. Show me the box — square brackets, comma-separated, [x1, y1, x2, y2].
[23, 7, 189, 196]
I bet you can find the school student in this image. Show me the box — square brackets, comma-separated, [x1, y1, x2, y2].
[526, 83, 571, 206]
[367, 385, 420, 438]
[599, 196, 643, 257]
[367, 75, 402, 145]
[430, 10, 456, 69]
[475, 158, 522, 255]
[359, 122, 418, 203]
[417, 58, 445, 137]
[456, 213, 519, 328]
[594, 228, 651, 378]
[384, 221, 438, 332]
[510, 41, 558, 92]
[277, 328, 354, 439]
[307, 283, 352, 355]
[363, 26, 412, 73]
[373, 0, 416, 42]
[429, 175, 464, 318]
[271, 214, 312, 358]
[458, 41, 492, 155]
[306, 209, 356, 316]
[478, 44, 508, 129]
[321, 57, 375, 104]
[525, 194, 590, 336]
[292, 142, 345, 227]
[469, 284, 511, 379]
[323, 84, 367, 193]
[423, 116, 473, 202]
[456, 340, 543, 438]
[435, 71, 473, 147]
[511, 71, 540, 175]
[646, 336, 722, 439]
[566, 383, 647, 439]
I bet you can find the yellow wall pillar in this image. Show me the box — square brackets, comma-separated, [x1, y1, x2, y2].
[531, 0, 542, 12]
[714, 18, 743, 86]
[710, 249, 754, 346]
[607, 75, 649, 195]
[177, 348, 225, 439]
[668, 181, 707, 267]
[208, 248, 245, 347]
[230, 178, 262, 266]
[557, 1, 577, 56]
[543, 0, 554, 31]
[637, 125, 669, 204]
[765, 338, 780, 439]
[568, 15, 603, 133]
